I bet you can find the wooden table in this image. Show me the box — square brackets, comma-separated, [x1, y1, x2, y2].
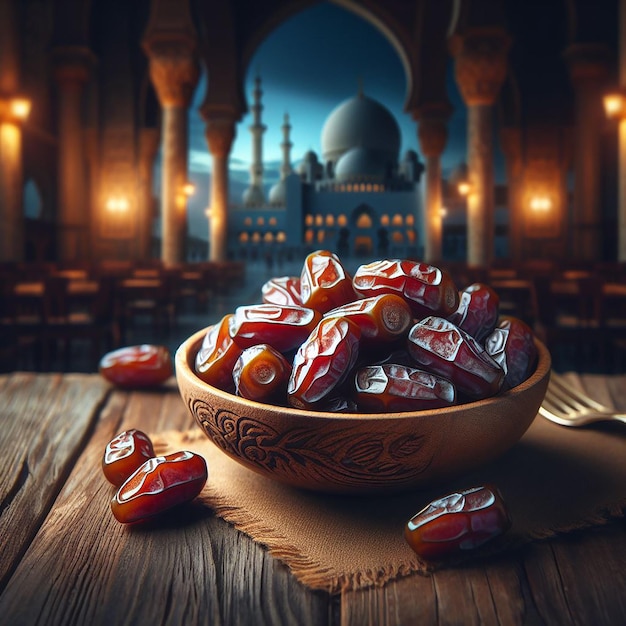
[1, 371, 625, 626]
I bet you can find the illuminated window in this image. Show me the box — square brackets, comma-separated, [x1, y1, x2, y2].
[372, 184, 379, 192]
[264, 232, 274, 243]
[305, 229, 314, 244]
[269, 217, 277, 226]
[380, 214, 390, 226]
[317, 230, 325, 243]
[392, 231, 404, 243]
[405, 214, 415, 226]
[315, 214, 323, 227]
[305, 214, 314, 226]
[406, 230, 416, 243]
[239, 232, 249, 243]
[257, 217, 265, 226]
[347, 184, 352, 192]
[366, 184, 372, 192]
[356, 213, 372, 229]
[244, 217, 252, 226]
[276, 231, 286, 243]
[337, 214, 348, 227]
[392, 214, 403, 226]
[360, 184, 366, 192]
[252, 231, 261, 243]
[325, 214, 335, 226]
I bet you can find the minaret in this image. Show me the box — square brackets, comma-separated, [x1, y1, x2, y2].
[243, 75, 266, 206]
[279, 113, 293, 180]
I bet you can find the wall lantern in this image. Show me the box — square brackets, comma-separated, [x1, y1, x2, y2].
[181, 182, 195, 197]
[0, 95, 31, 123]
[603, 90, 626, 120]
[529, 195, 552, 213]
[439, 206, 448, 218]
[106, 196, 129, 213]
[457, 181, 472, 196]
[449, 162, 471, 196]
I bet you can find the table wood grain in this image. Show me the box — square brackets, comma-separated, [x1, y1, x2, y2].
[0, 372, 625, 626]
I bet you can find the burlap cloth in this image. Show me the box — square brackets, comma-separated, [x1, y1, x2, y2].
[153, 396, 626, 594]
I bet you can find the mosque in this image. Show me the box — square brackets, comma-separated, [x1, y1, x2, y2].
[227, 77, 426, 260]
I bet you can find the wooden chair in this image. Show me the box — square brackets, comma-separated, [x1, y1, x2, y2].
[42, 275, 120, 371]
[532, 276, 604, 370]
[117, 273, 174, 343]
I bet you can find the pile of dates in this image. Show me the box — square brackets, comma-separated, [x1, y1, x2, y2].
[194, 250, 538, 413]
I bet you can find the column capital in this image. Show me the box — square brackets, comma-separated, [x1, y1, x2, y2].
[414, 101, 453, 158]
[450, 27, 511, 106]
[563, 43, 611, 88]
[142, 0, 199, 108]
[51, 45, 96, 86]
[204, 111, 237, 158]
[144, 39, 200, 108]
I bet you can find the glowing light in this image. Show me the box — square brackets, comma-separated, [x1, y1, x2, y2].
[181, 182, 196, 196]
[0, 96, 31, 123]
[458, 181, 472, 196]
[604, 92, 626, 120]
[529, 196, 552, 213]
[440, 206, 448, 218]
[106, 196, 129, 213]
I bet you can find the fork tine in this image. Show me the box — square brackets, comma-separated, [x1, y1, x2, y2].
[548, 372, 609, 411]
[541, 392, 577, 416]
[545, 384, 589, 413]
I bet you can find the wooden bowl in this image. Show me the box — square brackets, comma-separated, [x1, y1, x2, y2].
[175, 328, 551, 494]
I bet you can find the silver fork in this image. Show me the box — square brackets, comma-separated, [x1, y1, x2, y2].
[538, 371, 626, 427]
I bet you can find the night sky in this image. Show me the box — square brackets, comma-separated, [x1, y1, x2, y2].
[184, 1, 471, 239]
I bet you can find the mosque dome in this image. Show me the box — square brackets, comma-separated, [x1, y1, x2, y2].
[298, 149, 320, 174]
[268, 179, 286, 205]
[334, 146, 389, 183]
[242, 185, 265, 206]
[321, 93, 401, 166]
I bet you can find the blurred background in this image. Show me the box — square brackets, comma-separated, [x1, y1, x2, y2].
[1, 0, 625, 375]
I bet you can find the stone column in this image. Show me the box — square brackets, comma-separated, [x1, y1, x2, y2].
[138, 127, 160, 260]
[51, 45, 94, 261]
[204, 115, 236, 262]
[499, 127, 524, 262]
[0, 110, 24, 262]
[0, 0, 25, 262]
[564, 43, 610, 261]
[451, 28, 511, 267]
[143, 41, 199, 266]
[619, 0, 626, 262]
[416, 103, 452, 264]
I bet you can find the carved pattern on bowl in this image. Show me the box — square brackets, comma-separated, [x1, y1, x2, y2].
[188, 396, 435, 488]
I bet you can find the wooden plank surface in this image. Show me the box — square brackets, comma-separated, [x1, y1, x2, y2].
[0, 372, 110, 590]
[0, 379, 335, 626]
[339, 373, 626, 626]
[1, 373, 625, 625]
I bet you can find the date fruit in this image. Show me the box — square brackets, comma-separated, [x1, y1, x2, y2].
[324, 294, 413, 344]
[288, 316, 361, 409]
[447, 283, 499, 342]
[299, 250, 356, 313]
[195, 314, 242, 392]
[405, 484, 511, 560]
[230, 303, 322, 353]
[261, 276, 302, 307]
[233, 343, 292, 402]
[407, 316, 504, 399]
[353, 259, 459, 319]
[111, 451, 208, 524]
[485, 316, 538, 389]
[354, 364, 456, 412]
[99, 344, 173, 389]
[407, 317, 504, 399]
[103, 429, 155, 487]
